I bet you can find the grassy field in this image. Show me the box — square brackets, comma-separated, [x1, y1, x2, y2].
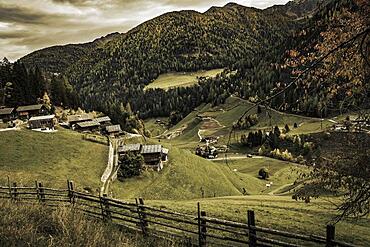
[0, 128, 107, 191]
[146, 196, 370, 246]
[111, 145, 303, 199]
[144, 68, 224, 90]
[144, 118, 168, 137]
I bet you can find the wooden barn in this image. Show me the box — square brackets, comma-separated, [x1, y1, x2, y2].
[16, 104, 47, 119]
[95, 116, 111, 126]
[0, 107, 15, 122]
[28, 115, 56, 129]
[105, 124, 122, 136]
[67, 114, 93, 127]
[75, 120, 100, 132]
[118, 144, 141, 154]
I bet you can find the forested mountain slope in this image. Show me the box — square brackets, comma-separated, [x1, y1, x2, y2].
[5, 0, 367, 128]
[15, 2, 314, 117]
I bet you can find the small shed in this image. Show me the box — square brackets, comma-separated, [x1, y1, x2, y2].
[16, 104, 47, 118]
[106, 124, 122, 136]
[28, 115, 55, 129]
[162, 148, 169, 162]
[75, 120, 100, 131]
[0, 107, 15, 121]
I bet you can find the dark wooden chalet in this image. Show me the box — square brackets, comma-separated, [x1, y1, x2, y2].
[75, 120, 100, 131]
[0, 107, 15, 121]
[16, 104, 47, 119]
[105, 124, 122, 136]
[28, 115, 55, 129]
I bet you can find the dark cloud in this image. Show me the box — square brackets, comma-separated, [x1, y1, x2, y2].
[0, 0, 289, 61]
[0, 5, 45, 24]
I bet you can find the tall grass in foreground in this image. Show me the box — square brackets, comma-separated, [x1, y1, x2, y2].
[0, 201, 178, 247]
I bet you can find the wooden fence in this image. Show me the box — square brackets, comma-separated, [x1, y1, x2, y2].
[0, 180, 357, 247]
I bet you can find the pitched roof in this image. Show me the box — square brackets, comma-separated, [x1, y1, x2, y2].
[67, 114, 92, 123]
[76, 120, 100, 128]
[141, 145, 162, 154]
[0, 107, 14, 115]
[95, 116, 111, 123]
[106, 124, 121, 133]
[29, 115, 55, 121]
[16, 104, 43, 112]
[118, 144, 141, 153]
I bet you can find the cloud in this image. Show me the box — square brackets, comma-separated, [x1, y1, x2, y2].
[0, 0, 289, 61]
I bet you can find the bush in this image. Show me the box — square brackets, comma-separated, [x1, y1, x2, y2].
[118, 152, 144, 179]
[258, 168, 269, 180]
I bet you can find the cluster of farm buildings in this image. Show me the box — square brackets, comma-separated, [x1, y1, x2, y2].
[0, 104, 122, 136]
[118, 144, 169, 171]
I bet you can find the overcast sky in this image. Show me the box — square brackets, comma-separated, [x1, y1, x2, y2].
[0, 0, 290, 61]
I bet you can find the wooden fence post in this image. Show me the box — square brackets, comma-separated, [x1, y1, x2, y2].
[67, 180, 75, 205]
[38, 182, 45, 202]
[326, 225, 335, 247]
[198, 202, 202, 247]
[35, 181, 40, 201]
[136, 198, 148, 235]
[248, 210, 257, 247]
[100, 194, 111, 222]
[12, 182, 17, 201]
[200, 211, 207, 247]
[7, 177, 12, 200]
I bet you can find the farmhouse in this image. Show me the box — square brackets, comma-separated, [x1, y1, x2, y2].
[28, 115, 55, 129]
[75, 120, 100, 131]
[0, 107, 15, 121]
[118, 144, 169, 171]
[105, 124, 122, 136]
[67, 114, 93, 126]
[16, 104, 47, 119]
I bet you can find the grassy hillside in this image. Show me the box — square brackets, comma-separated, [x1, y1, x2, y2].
[0, 200, 174, 247]
[111, 146, 302, 199]
[0, 128, 107, 191]
[161, 96, 333, 152]
[147, 195, 370, 246]
[144, 68, 224, 90]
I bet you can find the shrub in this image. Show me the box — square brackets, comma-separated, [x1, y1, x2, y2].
[118, 152, 144, 179]
[258, 168, 269, 180]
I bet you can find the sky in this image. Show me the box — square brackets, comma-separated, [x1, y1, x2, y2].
[0, 0, 290, 61]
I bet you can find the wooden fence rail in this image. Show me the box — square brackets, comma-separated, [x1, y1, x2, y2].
[0, 180, 358, 247]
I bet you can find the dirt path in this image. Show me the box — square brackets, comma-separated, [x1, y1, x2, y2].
[100, 138, 119, 196]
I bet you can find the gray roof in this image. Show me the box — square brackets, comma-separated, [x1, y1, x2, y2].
[118, 144, 141, 153]
[95, 116, 111, 123]
[68, 114, 92, 123]
[106, 124, 121, 133]
[0, 107, 14, 115]
[77, 120, 100, 128]
[16, 104, 43, 112]
[29, 115, 55, 121]
[141, 145, 162, 154]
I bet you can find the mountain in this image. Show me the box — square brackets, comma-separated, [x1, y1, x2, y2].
[17, 1, 316, 117]
[20, 32, 121, 74]
[9, 0, 368, 126]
